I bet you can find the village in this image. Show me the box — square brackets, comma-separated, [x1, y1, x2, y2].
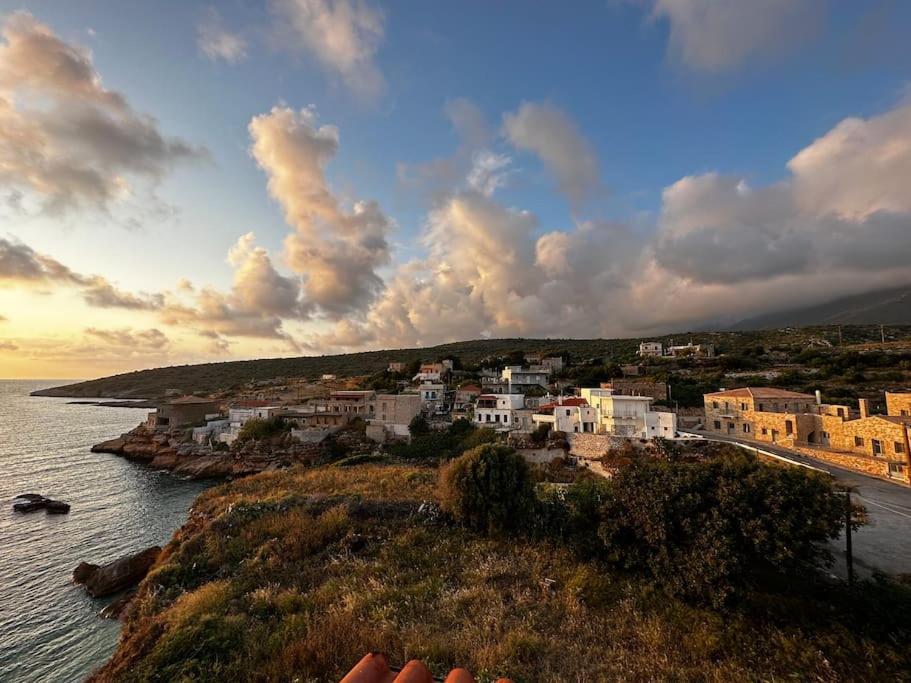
[132, 338, 911, 485]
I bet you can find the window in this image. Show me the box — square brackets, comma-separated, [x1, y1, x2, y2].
[494, 414, 500, 422]
[758, 403, 764, 412]
[785, 420, 793, 436]
[902, 410, 909, 416]
[854, 436, 864, 447]
[872, 439, 883, 456]
[713, 420, 721, 430]
[712, 401, 718, 409]
[895, 442, 905, 454]
[742, 423, 750, 433]
[740, 402, 747, 411]
[761, 427, 768, 435]
[566, 409, 571, 416]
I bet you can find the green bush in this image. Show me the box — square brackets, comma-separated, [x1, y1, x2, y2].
[237, 416, 291, 442]
[408, 414, 430, 437]
[596, 454, 846, 606]
[439, 444, 536, 534]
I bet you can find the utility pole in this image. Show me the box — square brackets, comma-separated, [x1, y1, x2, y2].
[844, 490, 854, 587]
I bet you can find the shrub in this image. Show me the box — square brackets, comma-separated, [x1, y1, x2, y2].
[408, 414, 430, 437]
[596, 453, 846, 606]
[439, 444, 536, 534]
[237, 416, 291, 442]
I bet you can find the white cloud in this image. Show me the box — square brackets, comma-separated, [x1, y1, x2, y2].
[0, 12, 205, 214]
[503, 102, 602, 208]
[269, 0, 385, 99]
[647, 0, 825, 73]
[197, 8, 247, 64]
[249, 105, 391, 317]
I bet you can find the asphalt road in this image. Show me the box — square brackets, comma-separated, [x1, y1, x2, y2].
[683, 432, 911, 578]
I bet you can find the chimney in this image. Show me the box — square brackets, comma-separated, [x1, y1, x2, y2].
[815, 390, 822, 406]
[859, 398, 870, 419]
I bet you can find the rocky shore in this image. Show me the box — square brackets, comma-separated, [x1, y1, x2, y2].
[91, 425, 327, 479]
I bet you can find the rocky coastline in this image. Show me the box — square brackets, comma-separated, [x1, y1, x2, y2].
[91, 424, 327, 479]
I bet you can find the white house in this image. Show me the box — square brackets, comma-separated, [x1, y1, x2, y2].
[501, 365, 549, 390]
[638, 341, 663, 357]
[580, 388, 676, 439]
[531, 397, 597, 433]
[474, 393, 525, 430]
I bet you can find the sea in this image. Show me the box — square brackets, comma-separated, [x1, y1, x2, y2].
[0, 380, 210, 682]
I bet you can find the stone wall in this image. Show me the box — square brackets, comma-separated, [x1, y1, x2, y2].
[567, 433, 626, 458]
[793, 445, 908, 483]
[886, 392, 911, 417]
[516, 447, 566, 464]
[605, 379, 668, 401]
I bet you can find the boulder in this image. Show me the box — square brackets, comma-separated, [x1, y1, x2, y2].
[12, 494, 70, 514]
[98, 590, 137, 619]
[73, 545, 161, 598]
[91, 437, 126, 454]
[172, 455, 233, 479]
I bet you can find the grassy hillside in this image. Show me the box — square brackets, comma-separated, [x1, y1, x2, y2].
[32, 325, 911, 398]
[90, 462, 911, 682]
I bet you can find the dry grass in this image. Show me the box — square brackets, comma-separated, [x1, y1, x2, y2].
[92, 463, 910, 682]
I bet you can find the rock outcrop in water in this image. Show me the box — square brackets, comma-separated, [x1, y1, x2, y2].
[73, 546, 161, 598]
[12, 494, 71, 514]
[91, 425, 326, 479]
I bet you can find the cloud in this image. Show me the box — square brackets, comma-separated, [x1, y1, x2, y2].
[0, 236, 83, 284]
[0, 340, 16, 350]
[313, 96, 911, 349]
[0, 11, 205, 214]
[503, 102, 602, 208]
[466, 151, 513, 197]
[84, 327, 169, 351]
[197, 8, 247, 64]
[249, 105, 391, 318]
[157, 233, 302, 343]
[0, 236, 166, 311]
[788, 102, 911, 220]
[269, 0, 385, 99]
[646, 0, 825, 73]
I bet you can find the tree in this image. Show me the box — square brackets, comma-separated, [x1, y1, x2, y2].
[596, 454, 847, 605]
[408, 414, 430, 437]
[439, 444, 536, 534]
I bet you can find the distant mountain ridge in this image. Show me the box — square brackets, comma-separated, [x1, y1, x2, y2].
[732, 285, 911, 330]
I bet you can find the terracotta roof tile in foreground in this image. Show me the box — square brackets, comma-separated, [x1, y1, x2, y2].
[340, 652, 513, 683]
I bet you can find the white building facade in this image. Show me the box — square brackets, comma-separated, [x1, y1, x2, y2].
[474, 394, 525, 430]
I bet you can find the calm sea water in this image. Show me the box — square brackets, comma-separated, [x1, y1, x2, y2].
[0, 380, 210, 682]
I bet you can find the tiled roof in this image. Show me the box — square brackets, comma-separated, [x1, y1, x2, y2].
[705, 387, 815, 400]
[340, 652, 513, 683]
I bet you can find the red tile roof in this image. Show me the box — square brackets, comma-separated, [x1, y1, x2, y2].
[340, 653, 513, 683]
[705, 387, 815, 400]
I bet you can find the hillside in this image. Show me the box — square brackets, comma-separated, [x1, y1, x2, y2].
[89, 460, 911, 682]
[732, 285, 911, 330]
[31, 325, 911, 398]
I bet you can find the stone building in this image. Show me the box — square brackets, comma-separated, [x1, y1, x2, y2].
[147, 396, 221, 431]
[703, 388, 911, 482]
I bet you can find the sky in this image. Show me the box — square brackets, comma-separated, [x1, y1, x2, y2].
[1, 0, 911, 379]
